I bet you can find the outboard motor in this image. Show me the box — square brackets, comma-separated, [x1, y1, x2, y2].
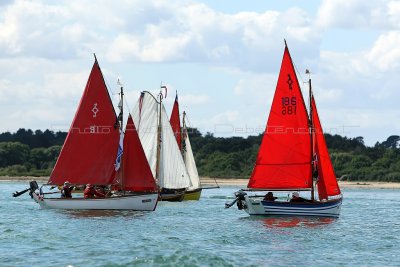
[225, 190, 247, 210]
[235, 191, 247, 210]
[30, 180, 39, 191]
[29, 180, 39, 198]
[12, 180, 39, 198]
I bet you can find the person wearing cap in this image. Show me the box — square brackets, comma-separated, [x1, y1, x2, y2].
[290, 192, 308, 202]
[61, 181, 73, 198]
[84, 184, 106, 199]
[263, 192, 277, 201]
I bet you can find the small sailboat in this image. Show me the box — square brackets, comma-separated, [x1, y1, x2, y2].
[170, 93, 202, 200]
[225, 41, 342, 217]
[132, 89, 192, 202]
[13, 57, 159, 210]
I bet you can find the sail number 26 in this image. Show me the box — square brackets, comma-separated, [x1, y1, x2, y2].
[281, 97, 297, 115]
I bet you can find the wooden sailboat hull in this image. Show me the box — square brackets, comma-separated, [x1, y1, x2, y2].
[159, 188, 186, 202]
[241, 195, 342, 218]
[183, 188, 202, 201]
[32, 192, 159, 211]
[159, 192, 185, 202]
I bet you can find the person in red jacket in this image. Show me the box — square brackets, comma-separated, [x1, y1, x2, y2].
[84, 184, 106, 198]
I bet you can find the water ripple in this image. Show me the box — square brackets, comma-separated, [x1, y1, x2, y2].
[1, 183, 400, 266]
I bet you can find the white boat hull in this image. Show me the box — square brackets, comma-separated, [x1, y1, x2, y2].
[241, 195, 342, 218]
[32, 192, 159, 211]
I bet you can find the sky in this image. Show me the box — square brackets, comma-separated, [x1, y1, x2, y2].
[0, 0, 400, 146]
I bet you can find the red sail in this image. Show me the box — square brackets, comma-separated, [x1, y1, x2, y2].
[248, 45, 312, 189]
[119, 115, 157, 192]
[49, 60, 119, 185]
[311, 96, 341, 199]
[170, 93, 182, 150]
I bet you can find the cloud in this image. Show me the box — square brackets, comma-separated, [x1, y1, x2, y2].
[105, 3, 319, 72]
[366, 31, 400, 71]
[316, 0, 400, 29]
[0, 1, 319, 71]
[0, 0, 399, 146]
[179, 94, 210, 106]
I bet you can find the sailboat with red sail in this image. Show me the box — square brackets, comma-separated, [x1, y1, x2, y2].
[14, 57, 158, 210]
[225, 41, 342, 217]
[170, 93, 202, 200]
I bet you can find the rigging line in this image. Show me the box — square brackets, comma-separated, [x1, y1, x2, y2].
[292, 60, 305, 85]
[292, 60, 309, 104]
[184, 113, 193, 129]
[212, 177, 220, 188]
[123, 95, 132, 116]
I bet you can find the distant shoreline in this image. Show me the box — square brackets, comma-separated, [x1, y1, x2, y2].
[3, 176, 400, 189]
[201, 178, 400, 189]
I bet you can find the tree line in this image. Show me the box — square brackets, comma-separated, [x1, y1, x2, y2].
[1, 128, 400, 182]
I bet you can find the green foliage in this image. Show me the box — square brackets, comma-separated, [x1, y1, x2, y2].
[0, 142, 30, 167]
[0, 129, 64, 177]
[2, 128, 400, 181]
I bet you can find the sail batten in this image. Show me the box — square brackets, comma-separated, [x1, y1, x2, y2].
[248, 46, 312, 189]
[49, 61, 119, 185]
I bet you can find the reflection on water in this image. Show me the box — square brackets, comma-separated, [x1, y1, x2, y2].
[63, 209, 148, 219]
[262, 217, 336, 228]
[242, 216, 336, 228]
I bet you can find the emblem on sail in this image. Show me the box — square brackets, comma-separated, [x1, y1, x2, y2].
[225, 41, 342, 217]
[92, 103, 99, 118]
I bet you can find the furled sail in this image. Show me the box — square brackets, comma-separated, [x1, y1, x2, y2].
[116, 115, 157, 192]
[248, 45, 312, 189]
[311, 96, 341, 199]
[170, 94, 182, 150]
[49, 60, 119, 186]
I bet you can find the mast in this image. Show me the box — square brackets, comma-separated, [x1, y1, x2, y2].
[118, 83, 124, 191]
[182, 111, 187, 159]
[155, 86, 165, 190]
[307, 70, 315, 201]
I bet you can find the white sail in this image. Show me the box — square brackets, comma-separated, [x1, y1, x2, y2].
[132, 92, 191, 189]
[160, 105, 191, 189]
[131, 93, 159, 177]
[183, 128, 201, 190]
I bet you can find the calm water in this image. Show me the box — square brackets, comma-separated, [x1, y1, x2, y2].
[1, 182, 399, 267]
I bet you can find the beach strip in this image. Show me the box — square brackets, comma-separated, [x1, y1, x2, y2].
[2, 176, 400, 189]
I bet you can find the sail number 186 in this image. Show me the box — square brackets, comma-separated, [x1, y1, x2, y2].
[281, 97, 296, 115]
